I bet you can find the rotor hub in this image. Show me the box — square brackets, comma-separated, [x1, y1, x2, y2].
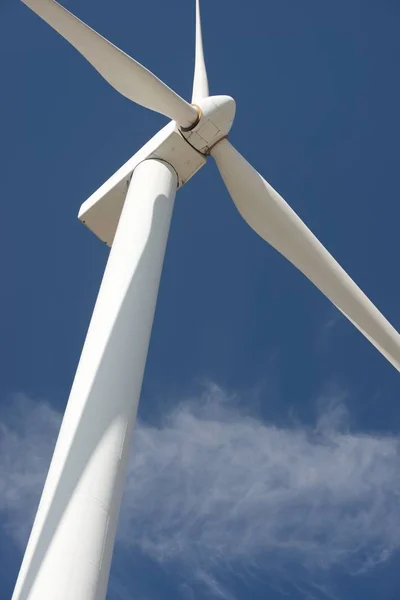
[180, 95, 236, 155]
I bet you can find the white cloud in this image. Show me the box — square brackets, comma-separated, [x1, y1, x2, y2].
[123, 386, 400, 576]
[1, 386, 399, 596]
[0, 393, 60, 546]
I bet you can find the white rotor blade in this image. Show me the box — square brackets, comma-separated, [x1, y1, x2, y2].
[21, 0, 198, 128]
[212, 139, 400, 371]
[191, 0, 209, 102]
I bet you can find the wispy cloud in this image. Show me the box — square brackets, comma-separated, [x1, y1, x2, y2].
[0, 393, 60, 546]
[123, 386, 400, 575]
[315, 310, 346, 353]
[1, 386, 399, 597]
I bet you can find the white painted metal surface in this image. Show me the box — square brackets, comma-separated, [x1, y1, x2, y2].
[212, 139, 400, 371]
[182, 95, 236, 154]
[78, 92, 236, 247]
[12, 160, 177, 600]
[21, 0, 198, 128]
[192, 0, 209, 102]
[78, 122, 206, 246]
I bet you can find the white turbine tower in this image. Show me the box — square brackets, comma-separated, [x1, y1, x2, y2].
[14, 1, 400, 599]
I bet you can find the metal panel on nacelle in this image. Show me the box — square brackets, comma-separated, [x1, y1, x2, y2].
[78, 122, 206, 246]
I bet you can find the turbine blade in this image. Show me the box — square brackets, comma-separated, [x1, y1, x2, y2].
[191, 0, 209, 102]
[212, 139, 400, 371]
[21, 0, 198, 128]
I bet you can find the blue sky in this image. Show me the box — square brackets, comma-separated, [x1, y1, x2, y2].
[1, 0, 400, 598]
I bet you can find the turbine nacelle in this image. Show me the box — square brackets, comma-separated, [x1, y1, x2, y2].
[181, 95, 236, 155]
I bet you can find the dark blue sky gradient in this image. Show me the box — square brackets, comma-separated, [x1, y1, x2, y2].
[1, 0, 400, 598]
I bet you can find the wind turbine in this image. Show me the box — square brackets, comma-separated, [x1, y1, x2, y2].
[14, 0, 400, 599]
